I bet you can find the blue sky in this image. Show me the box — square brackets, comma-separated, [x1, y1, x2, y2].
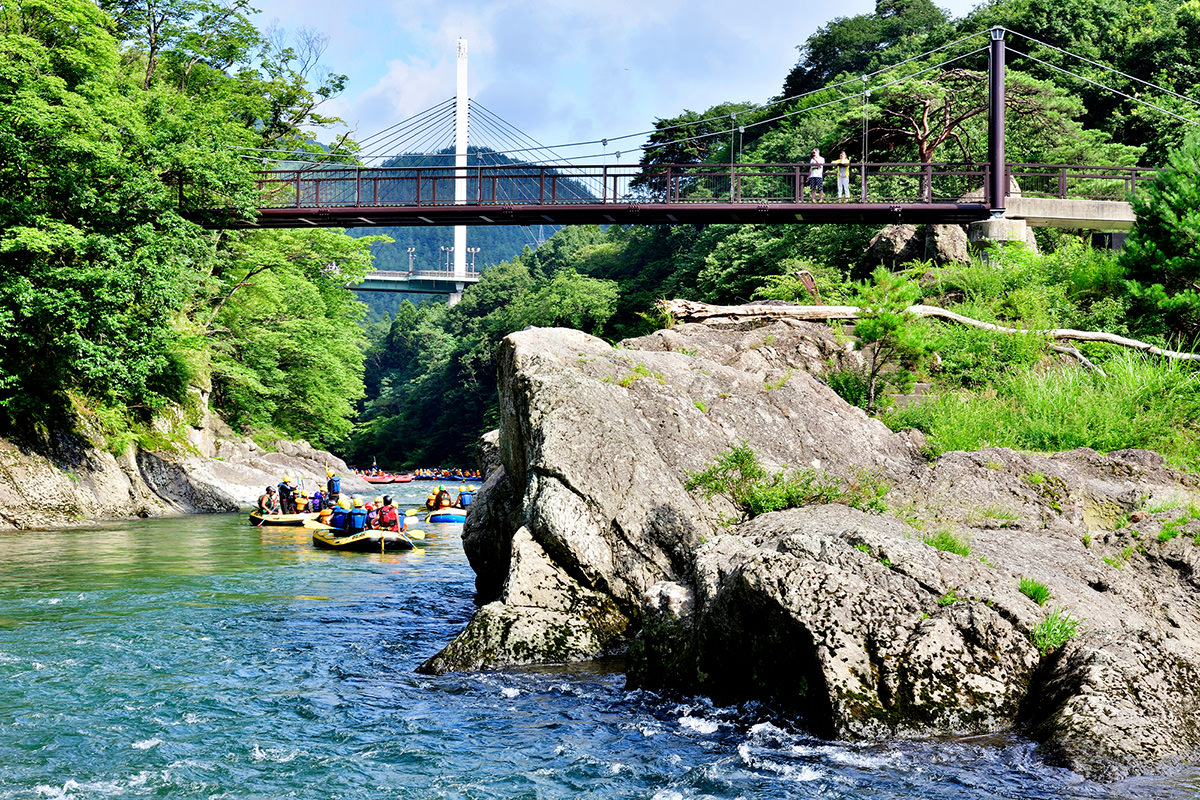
[252, 0, 984, 160]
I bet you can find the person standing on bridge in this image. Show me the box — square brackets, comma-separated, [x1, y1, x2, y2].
[808, 149, 825, 202]
[833, 150, 851, 199]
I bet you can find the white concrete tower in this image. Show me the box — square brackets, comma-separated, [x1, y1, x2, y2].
[453, 37, 468, 283]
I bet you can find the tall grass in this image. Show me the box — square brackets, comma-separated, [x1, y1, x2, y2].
[884, 352, 1200, 470]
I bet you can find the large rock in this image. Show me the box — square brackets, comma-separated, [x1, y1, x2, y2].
[0, 392, 368, 529]
[432, 322, 1200, 782]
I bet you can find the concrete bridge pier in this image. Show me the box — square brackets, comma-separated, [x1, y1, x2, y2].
[967, 217, 1036, 253]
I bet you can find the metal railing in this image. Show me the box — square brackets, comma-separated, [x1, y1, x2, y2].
[177, 161, 1156, 216]
[241, 161, 1153, 211]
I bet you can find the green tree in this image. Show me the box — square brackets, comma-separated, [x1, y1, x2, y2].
[1119, 132, 1200, 340]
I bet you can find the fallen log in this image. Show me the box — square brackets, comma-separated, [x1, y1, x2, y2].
[659, 299, 1200, 365]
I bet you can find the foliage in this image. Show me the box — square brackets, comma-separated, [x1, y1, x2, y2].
[683, 443, 890, 521]
[1031, 607, 1081, 656]
[1019, 577, 1052, 606]
[851, 268, 931, 413]
[347, 241, 619, 467]
[922, 528, 971, 557]
[0, 0, 375, 448]
[885, 352, 1200, 470]
[1120, 132, 1200, 340]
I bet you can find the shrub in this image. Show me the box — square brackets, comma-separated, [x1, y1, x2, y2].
[684, 444, 891, 521]
[1031, 607, 1081, 655]
[1019, 577, 1051, 606]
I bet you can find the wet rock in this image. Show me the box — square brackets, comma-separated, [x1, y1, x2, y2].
[436, 322, 1200, 782]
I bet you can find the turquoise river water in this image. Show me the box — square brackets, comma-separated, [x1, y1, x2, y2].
[1, 482, 1197, 799]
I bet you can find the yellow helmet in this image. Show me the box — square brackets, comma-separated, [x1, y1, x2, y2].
[374, 496, 383, 505]
[326, 469, 334, 477]
[352, 496, 364, 508]
[284, 475, 294, 483]
[337, 497, 351, 510]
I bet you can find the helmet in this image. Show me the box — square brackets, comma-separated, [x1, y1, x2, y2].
[326, 469, 334, 477]
[266, 486, 276, 494]
[382, 495, 392, 505]
[374, 496, 383, 505]
[338, 497, 351, 510]
[284, 475, 294, 483]
[364, 503, 374, 511]
[352, 496, 364, 508]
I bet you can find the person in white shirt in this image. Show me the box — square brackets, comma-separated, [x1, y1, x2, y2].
[808, 148, 825, 201]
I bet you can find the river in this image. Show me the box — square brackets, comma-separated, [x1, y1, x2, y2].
[0, 482, 1195, 799]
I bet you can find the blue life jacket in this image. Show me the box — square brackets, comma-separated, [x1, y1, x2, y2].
[329, 509, 348, 529]
[345, 507, 368, 534]
[459, 491, 475, 507]
[328, 476, 341, 494]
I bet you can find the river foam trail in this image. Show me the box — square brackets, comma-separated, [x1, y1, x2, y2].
[0, 484, 1195, 799]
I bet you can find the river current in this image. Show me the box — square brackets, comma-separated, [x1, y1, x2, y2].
[1, 482, 1196, 799]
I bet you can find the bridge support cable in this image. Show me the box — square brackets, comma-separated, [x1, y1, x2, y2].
[1006, 30, 1200, 113]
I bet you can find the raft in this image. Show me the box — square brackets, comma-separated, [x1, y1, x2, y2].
[426, 507, 468, 524]
[249, 511, 319, 526]
[303, 519, 415, 552]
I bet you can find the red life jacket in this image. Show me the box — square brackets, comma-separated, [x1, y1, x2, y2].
[379, 505, 399, 531]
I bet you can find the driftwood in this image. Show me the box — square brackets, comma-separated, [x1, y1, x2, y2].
[660, 299, 1200, 370]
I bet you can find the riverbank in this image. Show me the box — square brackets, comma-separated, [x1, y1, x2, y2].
[0, 390, 376, 530]
[427, 322, 1200, 782]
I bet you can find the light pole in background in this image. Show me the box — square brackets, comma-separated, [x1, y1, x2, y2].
[466, 247, 481, 273]
[407, 247, 416, 274]
[440, 246, 454, 271]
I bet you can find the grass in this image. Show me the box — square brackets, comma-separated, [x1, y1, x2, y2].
[693, 399, 707, 413]
[937, 589, 960, 606]
[922, 528, 971, 557]
[684, 444, 892, 521]
[1031, 607, 1081, 656]
[1158, 513, 1190, 542]
[969, 504, 1019, 523]
[883, 352, 1200, 471]
[763, 369, 794, 391]
[1019, 577, 1051, 606]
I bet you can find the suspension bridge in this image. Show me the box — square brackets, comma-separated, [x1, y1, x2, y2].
[192, 28, 1196, 298]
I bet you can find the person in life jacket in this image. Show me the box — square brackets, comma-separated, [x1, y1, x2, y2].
[365, 500, 380, 530]
[257, 486, 279, 514]
[435, 486, 453, 509]
[310, 488, 323, 512]
[344, 496, 369, 536]
[326, 470, 341, 509]
[378, 496, 400, 532]
[278, 476, 297, 514]
[328, 497, 351, 530]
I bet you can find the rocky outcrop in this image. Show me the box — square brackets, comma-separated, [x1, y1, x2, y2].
[865, 224, 971, 265]
[0, 391, 375, 529]
[428, 321, 1200, 782]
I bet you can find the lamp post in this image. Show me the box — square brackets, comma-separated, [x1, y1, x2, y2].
[466, 247, 481, 273]
[440, 245, 454, 271]
[407, 247, 416, 274]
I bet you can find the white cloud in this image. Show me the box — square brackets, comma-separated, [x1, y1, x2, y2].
[255, 0, 986, 159]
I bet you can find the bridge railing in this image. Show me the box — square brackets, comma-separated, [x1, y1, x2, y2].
[364, 269, 481, 281]
[1006, 164, 1157, 200]
[247, 161, 1154, 211]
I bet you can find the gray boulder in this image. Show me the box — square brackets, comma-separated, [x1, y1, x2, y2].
[431, 322, 1200, 782]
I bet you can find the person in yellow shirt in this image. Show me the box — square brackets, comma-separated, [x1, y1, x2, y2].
[833, 151, 851, 199]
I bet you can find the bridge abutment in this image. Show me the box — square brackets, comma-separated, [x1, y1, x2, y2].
[967, 217, 1035, 253]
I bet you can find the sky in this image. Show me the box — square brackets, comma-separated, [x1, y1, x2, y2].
[251, 0, 984, 161]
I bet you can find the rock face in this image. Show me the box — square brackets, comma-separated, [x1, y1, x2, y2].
[429, 322, 1200, 782]
[866, 224, 971, 265]
[0, 391, 375, 529]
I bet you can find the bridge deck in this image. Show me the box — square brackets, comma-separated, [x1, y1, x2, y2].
[249, 201, 991, 229]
